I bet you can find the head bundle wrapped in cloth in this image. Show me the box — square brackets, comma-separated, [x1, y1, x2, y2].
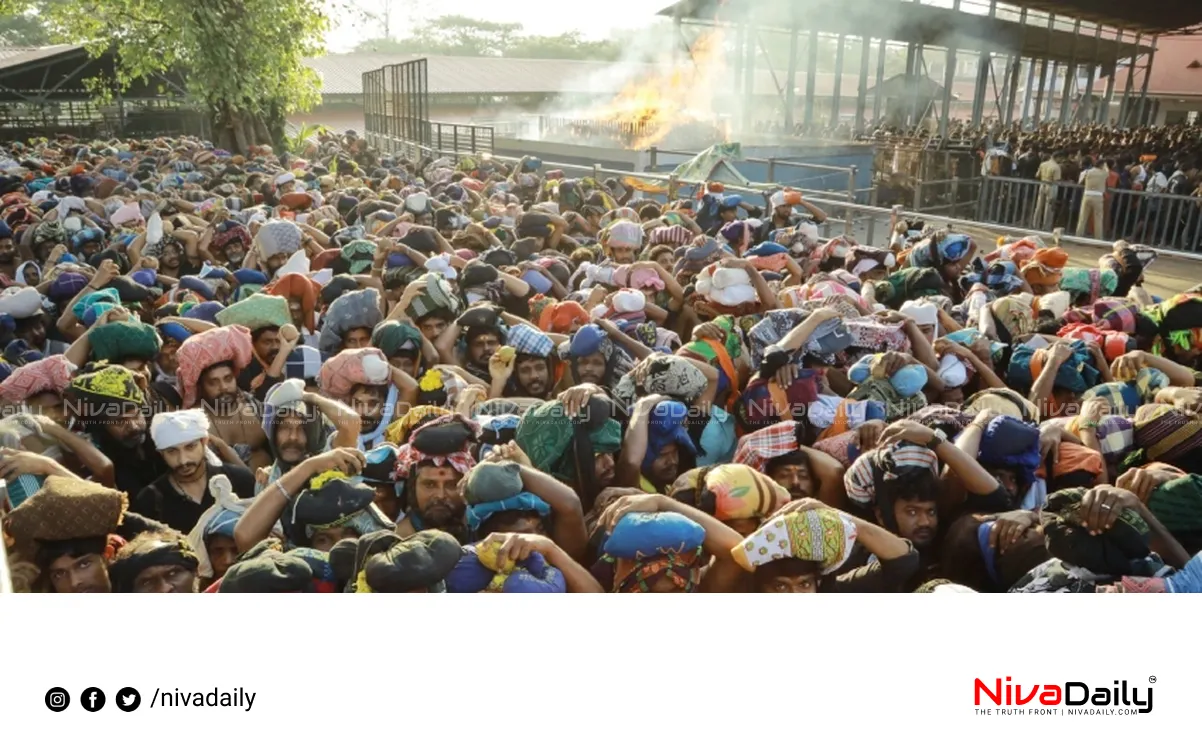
[591, 511, 706, 593]
[175, 325, 254, 408]
[515, 396, 621, 510]
[670, 463, 791, 531]
[68, 363, 147, 428]
[445, 538, 566, 593]
[1020, 248, 1068, 290]
[1122, 404, 1202, 474]
[280, 469, 394, 550]
[333, 529, 459, 593]
[730, 508, 858, 575]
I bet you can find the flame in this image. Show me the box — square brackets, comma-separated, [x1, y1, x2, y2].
[590, 29, 729, 149]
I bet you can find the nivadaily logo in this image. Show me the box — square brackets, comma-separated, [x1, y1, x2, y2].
[974, 677, 1154, 716]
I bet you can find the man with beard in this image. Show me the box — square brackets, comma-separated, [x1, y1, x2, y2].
[215, 294, 300, 401]
[435, 305, 508, 384]
[176, 325, 271, 470]
[68, 363, 168, 496]
[133, 409, 256, 533]
[208, 221, 251, 269]
[488, 324, 560, 400]
[392, 414, 479, 541]
[258, 378, 361, 490]
[733, 421, 851, 508]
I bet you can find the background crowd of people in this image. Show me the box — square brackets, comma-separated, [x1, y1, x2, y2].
[2, 126, 1202, 594]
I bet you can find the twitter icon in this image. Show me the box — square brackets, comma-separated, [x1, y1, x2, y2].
[116, 687, 141, 712]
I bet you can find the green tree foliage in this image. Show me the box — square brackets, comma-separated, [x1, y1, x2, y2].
[16, 0, 331, 154]
[355, 15, 622, 61]
[0, 10, 51, 45]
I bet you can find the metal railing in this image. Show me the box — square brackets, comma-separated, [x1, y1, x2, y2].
[429, 122, 494, 155]
[365, 129, 1202, 262]
[644, 146, 867, 224]
[914, 177, 985, 219]
[976, 175, 1202, 252]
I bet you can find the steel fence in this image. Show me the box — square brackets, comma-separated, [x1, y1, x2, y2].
[362, 59, 495, 158]
[977, 175, 1202, 252]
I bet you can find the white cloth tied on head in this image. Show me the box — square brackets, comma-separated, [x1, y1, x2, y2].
[274, 172, 295, 187]
[900, 299, 939, 328]
[698, 266, 757, 307]
[150, 408, 211, 451]
[937, 354, 969, 388]
[1036, 290, 1071, 319]
[611, 289, 646, 314]
[276, 250, 311, 278]
[424, 256, 458, 280]
[0, 286, 44, 319]
[361, 353, 391, 385]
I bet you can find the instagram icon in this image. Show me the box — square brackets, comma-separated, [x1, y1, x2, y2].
[44, 687, 70, 712]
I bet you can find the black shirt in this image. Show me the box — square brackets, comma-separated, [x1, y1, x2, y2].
[238, 357, 282, 402]
[92, 429, 170, 498]
[131, 462, 257, 533]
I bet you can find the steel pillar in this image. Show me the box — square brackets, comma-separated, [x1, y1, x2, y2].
[855, 35, 872, 134]
[784, 21, 800, 131]
[804, 29, 819, 128]
[1133, 36, 1158, 126]
[873, 39, 887, 124]
[1118, 31, 1142, 127]
[742, 22, 756, 133]
[830, 34, 846, 129]
[1059, 19, 1080, 123]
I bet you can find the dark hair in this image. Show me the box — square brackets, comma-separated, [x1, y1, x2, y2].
[638, 204, 662, 221]
[200, 360, 236, 381]
[752, 556, 823, 589]
[477, 509, 547, 540]
[250, 326, 279, 343]
[348, 383, 386, 399]
[766, 448, 811, 473]
[879, 467, 939, 506]
[35, 536, 108, 571]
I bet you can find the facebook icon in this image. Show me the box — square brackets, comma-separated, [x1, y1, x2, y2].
[81, 687, 106, 712]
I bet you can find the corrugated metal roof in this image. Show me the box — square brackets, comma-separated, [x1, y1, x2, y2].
[0, 44, 85, 70]
[306, 53, 658, 96]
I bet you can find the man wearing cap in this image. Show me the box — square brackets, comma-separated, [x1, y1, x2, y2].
[132, 409, 257, 533]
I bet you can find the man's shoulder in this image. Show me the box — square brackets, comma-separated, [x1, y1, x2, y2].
[132, 476, 171, 509]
